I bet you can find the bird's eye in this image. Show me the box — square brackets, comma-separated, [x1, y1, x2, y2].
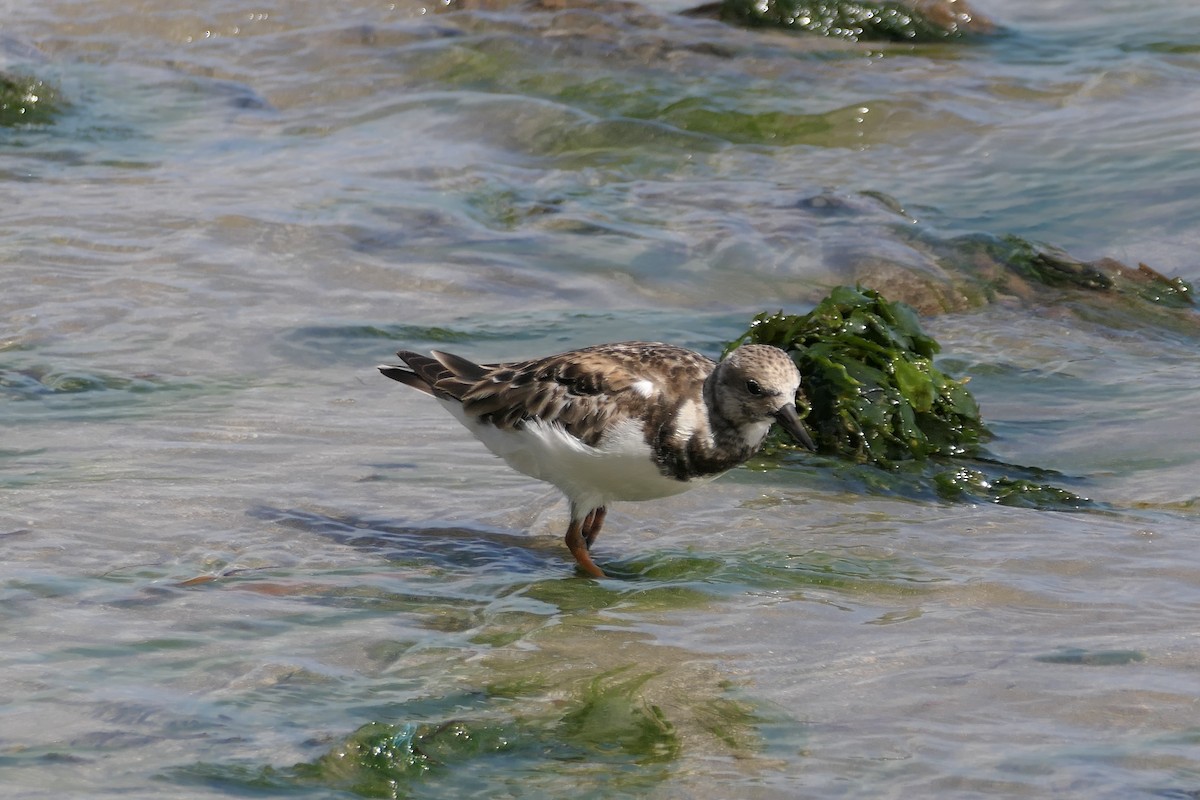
[745, 379, 763, 396]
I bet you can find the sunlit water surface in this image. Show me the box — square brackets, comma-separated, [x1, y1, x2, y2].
[3, 0, 1200, 797]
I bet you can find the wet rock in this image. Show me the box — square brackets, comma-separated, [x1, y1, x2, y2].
[685, 0, 998, 43]
[790, 191, 1197, 333]
[0, 71, 64, 126]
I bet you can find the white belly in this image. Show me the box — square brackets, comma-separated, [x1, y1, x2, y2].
[441, 401, 717, 512]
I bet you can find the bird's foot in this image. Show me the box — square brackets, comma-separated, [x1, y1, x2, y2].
[565, 519, 607, 578]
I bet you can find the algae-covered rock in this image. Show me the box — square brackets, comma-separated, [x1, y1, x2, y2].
[786, 192, 1197, 333]
[921, 232, 1199, 334]
[0, 72, 64, 126]
[208, 664, 729, 796]
[931, 465, 1090, 509]
[295, 720, 516, 794]
[694, 0, 997, 42]
[965, 235, 1194, 309]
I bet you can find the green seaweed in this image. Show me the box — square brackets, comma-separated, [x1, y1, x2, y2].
[927, 232, 1197, 319]
[294, 720, 517, 795]
[1, 72, 65, 127]
[1011, 241, 1196, 310]
[558, 667, 680, 765]
[932, 465, 1092, 510]
[727, 285, 988, 465]
[398, 35, 935, 152]
[727, 286, 1093, 509]
[179, 667, 711, 797]
[715, 0, 975, 42]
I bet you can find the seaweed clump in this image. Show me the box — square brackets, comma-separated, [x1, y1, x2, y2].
[294, 720, 516, 795]
[728, 285, 987, 464]
[0, 72, 64, 127]
[727, 285, 1091, 509]
[707, 0, 996, 42]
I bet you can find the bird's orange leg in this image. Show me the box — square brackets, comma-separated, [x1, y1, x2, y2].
[582, 506, 607, 549]
[565, 517, 607, 578]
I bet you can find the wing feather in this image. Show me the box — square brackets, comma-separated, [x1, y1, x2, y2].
[451, 342, 715, 447]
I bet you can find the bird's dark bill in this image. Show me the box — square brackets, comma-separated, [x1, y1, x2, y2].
[772, 404, 817, 451]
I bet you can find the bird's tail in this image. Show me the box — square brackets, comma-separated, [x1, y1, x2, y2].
[377, 350, 489, 401]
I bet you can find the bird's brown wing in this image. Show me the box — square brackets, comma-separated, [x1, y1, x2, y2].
[433, 342, 714, 447]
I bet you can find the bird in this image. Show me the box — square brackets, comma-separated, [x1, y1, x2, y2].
[378, 341, 815, 578]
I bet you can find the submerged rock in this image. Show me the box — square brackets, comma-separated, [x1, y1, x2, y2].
[0, 71, 64, 126]
[922, 232, 1199, 335]
[795, 191, 1198, 336]
[685, 0, 998, 42]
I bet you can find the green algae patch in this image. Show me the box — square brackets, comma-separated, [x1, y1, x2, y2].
[931, 465, 1092, 510]
[948, 234, 1196, 309]
[696, 0, 997, 42]
[518, 569, 713, 613]
[1034, 648, 1146, 666]
[559, 667, 681, 765]
[728, 286, 988, 465]
[178, 666, 746, 797]
[326, 666, 726, 789]
[1, 72, 65, 127]
[295, 720, 517, 795]
[728, 286, 1093, 509]
[658, 100, 834, 146]
[910, 231, 1199, 332]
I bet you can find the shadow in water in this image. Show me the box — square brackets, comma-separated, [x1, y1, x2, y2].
[250, 505, 560, 575]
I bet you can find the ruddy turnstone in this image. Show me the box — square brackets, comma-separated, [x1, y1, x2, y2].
[378, 342, 815, 578]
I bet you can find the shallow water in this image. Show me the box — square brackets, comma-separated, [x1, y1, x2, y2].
[3, 0, 1200, 797]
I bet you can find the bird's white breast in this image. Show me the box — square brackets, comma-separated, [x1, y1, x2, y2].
[439, 400, 714, 511]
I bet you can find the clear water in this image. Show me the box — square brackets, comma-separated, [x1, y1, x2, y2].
[2, 0, 1200, 797]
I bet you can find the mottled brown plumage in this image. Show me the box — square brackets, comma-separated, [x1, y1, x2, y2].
[389, 342, 712, 448]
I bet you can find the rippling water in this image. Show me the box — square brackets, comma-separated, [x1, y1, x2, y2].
[3, 0, 1200, 797]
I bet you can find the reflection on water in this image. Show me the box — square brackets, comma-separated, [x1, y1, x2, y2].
[3, 0, 1200, 797]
